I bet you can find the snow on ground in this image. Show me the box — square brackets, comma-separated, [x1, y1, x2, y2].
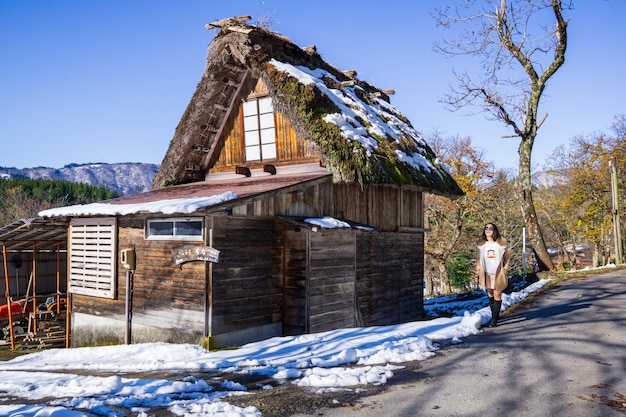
[0, 279, 552, 417]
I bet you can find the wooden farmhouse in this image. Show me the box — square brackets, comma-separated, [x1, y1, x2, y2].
[36, 17, 463, 349]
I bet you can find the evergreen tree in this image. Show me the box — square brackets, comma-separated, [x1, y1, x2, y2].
[0, 178, 119, 225]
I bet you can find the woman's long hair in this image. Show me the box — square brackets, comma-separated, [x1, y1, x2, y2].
[481, 223, 501, 241]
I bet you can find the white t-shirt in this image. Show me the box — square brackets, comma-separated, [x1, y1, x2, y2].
[483, 241, 500, 275]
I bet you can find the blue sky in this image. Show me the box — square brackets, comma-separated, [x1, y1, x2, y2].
[1, 0, 624, 171]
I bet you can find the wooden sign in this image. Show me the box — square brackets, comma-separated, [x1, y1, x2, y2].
[172, 245, 220, 266]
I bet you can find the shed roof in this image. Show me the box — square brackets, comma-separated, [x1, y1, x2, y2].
[152, 16, 463, 198]
[39, 164, 331, 218]
[0, 217, 68, 252]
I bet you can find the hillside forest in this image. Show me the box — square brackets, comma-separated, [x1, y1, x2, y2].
[0, 116, 624, 297]
[0, 178, 119, 226]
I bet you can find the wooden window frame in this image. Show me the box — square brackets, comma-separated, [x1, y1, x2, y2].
[145, 217, 204, 241]
[242, 95, 277, 162]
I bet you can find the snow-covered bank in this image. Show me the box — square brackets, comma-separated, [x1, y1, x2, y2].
[0, 279, 551, 417]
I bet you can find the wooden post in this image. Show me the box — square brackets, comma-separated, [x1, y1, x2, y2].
[65, 232, 71, 348]
[610, 160, 623, 264]
[32, 242, 37, 334]
[305, 232, 310, 334]
[2, 243, 15, 350]
[124, 269, 132, 344]
[56, 243, 61, 316]
[204, 216, 214, 349]
[65, 292, 71, 348]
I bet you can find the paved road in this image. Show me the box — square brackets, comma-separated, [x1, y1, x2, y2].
[293, 268, 626, 417]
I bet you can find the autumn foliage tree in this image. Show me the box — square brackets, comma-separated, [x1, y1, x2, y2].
[538, 114, 626, 267]
[426, 132, 538, 295]
[425, 133, 496, 295]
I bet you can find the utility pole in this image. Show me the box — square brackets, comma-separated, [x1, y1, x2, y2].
[610, 160, 623, 265]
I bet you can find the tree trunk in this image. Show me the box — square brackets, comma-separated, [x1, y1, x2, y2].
[519, 137, 555, 271]
[438, 263, 452, 295]
[592, 241, 600, 267]
[424, 269, 434, 297]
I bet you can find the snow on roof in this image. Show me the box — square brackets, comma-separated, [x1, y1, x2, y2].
[270, 59, 441, 176]
[304, 216, 350, 229]
[38, 192, 238, 218]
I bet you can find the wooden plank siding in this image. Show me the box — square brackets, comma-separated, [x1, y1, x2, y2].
[306, 231, 356, 334]
[332, 184, 423, 231]
[283, 228, 424, 335]
[226, 181, 423, 233]
[118, 218, 206, 320]
[231, 179, 333, 218]
[355, 232, 424, 326]
[210, 215, 284, 337]
[282, 229, 307, 335]
[211, 99, 245, 168]
[71, 217, 208, 345]
[398, 188, 423, 229]
[273, 111, 321, 163]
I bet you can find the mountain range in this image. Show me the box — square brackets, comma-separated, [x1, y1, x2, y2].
[0, 162, 559, 198]
[0, 163, 159, 196]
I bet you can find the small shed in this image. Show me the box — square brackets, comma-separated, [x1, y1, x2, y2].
[39, 17, 462, 348]
[0, 218, 69, 348]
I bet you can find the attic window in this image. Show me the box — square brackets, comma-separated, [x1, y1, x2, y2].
[146, 218, 204, 241]
[243, 96, 276, 161]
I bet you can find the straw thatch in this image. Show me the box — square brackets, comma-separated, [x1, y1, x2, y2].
[152, 16, 462, 197]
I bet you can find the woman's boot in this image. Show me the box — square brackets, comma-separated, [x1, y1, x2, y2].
[490, 299, 502, 327]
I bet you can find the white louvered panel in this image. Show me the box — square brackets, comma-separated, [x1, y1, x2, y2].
[69, 217, 117, 299]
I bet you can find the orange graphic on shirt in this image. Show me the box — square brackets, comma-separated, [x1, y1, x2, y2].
[487, 249, 496, 258]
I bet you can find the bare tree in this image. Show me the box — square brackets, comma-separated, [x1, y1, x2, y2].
[434, 0, 571, 270]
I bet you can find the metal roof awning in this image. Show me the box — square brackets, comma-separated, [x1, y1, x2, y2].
[0, 217, 69, 252]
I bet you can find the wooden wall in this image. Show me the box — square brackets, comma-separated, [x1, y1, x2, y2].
[282, 229, 357, 335]
[308, 231, 357, 333]
[231, 178, 333, 218]
[71, 217, 207, 345]
[355, 231, 424, 326]
[119, 218, 205, 332]
[210, 215, 284, 339]
[282, 229, 307, 335]
[332, 183, 423, 231]
[282, 226, 424, 335]
[228, 180, 423, 233]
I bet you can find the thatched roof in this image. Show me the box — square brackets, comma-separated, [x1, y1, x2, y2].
[152, 17, 462, 197]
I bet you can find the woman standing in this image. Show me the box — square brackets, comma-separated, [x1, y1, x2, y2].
[476, 223, 510, 327]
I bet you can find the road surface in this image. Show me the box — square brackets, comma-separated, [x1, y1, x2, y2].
[293, 268, 626, 417]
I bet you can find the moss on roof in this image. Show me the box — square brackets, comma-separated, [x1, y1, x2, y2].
[152, 20, 463, 197]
